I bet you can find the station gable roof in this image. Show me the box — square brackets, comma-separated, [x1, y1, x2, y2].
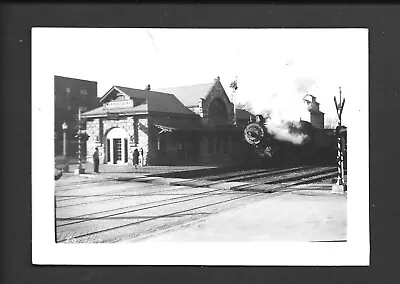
[83, 86, 196, 117]
[154, 81, 216, 107]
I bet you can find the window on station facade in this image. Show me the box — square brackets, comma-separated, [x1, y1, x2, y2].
[158, 133, 167, 156]
[124, 139, 128, 163]
[208, 135, 214, 154]
[177, 140, 184, 151]
[177, 137, 185, 159]
[208, 98, 228, 123]
[222, 136, 229, 153]
[215, 136, 221, 154]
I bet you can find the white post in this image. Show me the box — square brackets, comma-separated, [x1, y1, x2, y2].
[75, 107, 87, 174]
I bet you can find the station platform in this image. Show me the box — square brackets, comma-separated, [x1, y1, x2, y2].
[56, 162, 220, 185]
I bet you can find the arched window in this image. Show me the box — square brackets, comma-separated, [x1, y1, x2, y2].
[208, 98, 228, 123]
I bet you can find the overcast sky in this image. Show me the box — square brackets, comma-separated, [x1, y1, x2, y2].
[34, 28, 368, 124]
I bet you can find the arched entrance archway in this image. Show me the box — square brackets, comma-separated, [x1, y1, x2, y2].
[106, 127, 129, 164]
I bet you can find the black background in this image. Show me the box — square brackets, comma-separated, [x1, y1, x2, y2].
[1, 2, 399, 284]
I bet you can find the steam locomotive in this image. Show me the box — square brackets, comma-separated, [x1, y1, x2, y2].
[243, 115, 339, 166]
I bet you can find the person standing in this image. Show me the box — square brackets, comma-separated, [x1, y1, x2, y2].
[93, 147, 100, 173]
[139, 148, 144, 167]
[133, 148, 139, 169]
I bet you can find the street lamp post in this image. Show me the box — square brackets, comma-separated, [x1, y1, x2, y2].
[62, 122, 68, 156]
[62, 122, 69, 172]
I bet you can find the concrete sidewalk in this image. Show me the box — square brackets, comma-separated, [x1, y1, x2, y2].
[141, 185, 347, 242]
[56, 162, 219, 185]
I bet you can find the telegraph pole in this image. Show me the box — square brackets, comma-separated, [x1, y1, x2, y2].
[333, 87, 346, 192]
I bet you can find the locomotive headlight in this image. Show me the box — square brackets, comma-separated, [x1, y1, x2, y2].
[244, 123, 265, 145]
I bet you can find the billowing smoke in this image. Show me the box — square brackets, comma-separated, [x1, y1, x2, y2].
[265, 120, 308, 145]
[259, 75, 319, 145]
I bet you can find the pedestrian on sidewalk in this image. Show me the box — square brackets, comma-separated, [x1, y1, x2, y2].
[133, 148, 139, 169]
[93, 147, 100, 173]
[139, 147, 144, 167]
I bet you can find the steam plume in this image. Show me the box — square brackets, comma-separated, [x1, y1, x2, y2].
[265, 120, 308, 145]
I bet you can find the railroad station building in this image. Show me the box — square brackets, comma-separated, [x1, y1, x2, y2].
[82, 77, 255, 166]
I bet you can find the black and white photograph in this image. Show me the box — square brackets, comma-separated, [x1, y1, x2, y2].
[32, 28, 369, 265]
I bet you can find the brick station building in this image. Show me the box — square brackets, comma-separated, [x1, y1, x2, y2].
[82, 77, 255, 166]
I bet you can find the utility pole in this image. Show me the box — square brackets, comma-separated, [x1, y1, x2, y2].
[230, 76, 238, 126]
[74, 106, 88, 174]
[333, 86, 346, 193]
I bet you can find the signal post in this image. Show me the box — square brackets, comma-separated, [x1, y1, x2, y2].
[74, 106, 89, 174]
[332, 87, 347, 194]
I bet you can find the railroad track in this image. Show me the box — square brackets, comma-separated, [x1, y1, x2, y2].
[56, 166, 338, 243]
[57, 187, 230, 227]
[170, 166, 337, 189]
[56, 187, 256, 243]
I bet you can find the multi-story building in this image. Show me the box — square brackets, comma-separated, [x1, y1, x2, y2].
[300, 94, 325, 129]
[54, 75, 100, 157]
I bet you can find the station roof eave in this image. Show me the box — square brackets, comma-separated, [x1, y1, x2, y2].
[154, 123, 243, 134]
[81, 105, 149, 118]
[81, 105, 199, 119]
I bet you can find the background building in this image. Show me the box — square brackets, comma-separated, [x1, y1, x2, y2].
[300, 94, 325, 129]
[54, 75, 100, 157]
[82, 77, 256, 166]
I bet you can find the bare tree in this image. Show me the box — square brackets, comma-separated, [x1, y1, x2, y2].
[324, 118, 339, 129]
[259, 108, 272, 121]
[236, 101, 254, 113]
[236, 101, 272, 121]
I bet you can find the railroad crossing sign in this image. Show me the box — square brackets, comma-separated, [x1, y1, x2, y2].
[333, 87, 346, 190]
[334, 88, 345, 119]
